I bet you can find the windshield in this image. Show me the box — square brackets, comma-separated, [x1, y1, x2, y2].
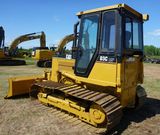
[76, 14, 99, 74]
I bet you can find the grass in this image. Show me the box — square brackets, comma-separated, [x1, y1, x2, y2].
[143, 63, 160, 97]
[24, 57, 35, 65]
[13, 57, 35, 65]
[0, 64, 160, 135]
[148, 55, 160, 59]
[0, 72, 11, 75]
[144, 63, 160, 67]
[144, 78, 160, 94]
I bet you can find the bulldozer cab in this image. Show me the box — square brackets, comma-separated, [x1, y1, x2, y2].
[72, 4, 149, 107]
[74, 4, 146, 77]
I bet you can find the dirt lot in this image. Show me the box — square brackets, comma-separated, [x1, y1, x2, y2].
[0, 64, 160, 135]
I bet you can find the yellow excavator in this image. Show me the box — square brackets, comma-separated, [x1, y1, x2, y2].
[5, 4, 149, 132]
[8, 31, 46, 56]
[0, 31, 46, 66]
[32, 34, 74, 67]
[55, 34, 75, 58]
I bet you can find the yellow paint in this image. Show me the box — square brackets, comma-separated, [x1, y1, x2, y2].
[33, 49, 54, 60]
[5, 75, 44, 98]
[77, 4, 143, 19]
[38, 92, 106, 126]
[50, 55, 144, 108]
[51, 58, 75, 81]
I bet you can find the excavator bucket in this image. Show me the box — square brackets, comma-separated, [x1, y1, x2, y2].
[5, 75, 45, 99]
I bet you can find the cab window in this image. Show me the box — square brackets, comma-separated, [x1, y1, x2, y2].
[125, 17, 143, 50]
[101, 11, 116, 51]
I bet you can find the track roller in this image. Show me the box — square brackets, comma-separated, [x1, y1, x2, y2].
[30, 81, 123, 131]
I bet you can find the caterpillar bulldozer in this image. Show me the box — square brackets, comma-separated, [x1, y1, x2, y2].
[0, 31, 46, 66]
[5, 4, 149, 132]
[32, 34, 74, 67]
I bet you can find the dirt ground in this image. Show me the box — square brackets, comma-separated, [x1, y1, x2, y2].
[0, 64, 160, 135]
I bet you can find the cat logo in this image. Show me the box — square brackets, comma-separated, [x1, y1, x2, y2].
[100, 56, 108, 62]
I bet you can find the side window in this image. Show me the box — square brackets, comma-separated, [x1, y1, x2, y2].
[125, 18, 132, 49]
[133, 21, 143, 49]
[101, 11, 116, 50]
[109, 25, 115, 49]
[133, 21, 139, 49]
[125, 17, 143, 50]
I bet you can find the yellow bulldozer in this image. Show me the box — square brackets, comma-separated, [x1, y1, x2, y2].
[5, 4, 149, 132]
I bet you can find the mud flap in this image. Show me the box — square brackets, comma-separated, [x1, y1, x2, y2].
[5, 76, 45, 99]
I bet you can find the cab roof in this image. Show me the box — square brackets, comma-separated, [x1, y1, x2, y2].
[77, 3, 142, 18]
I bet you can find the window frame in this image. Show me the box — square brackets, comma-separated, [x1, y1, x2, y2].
[100, 10, 119, 53]
[75, 12, 101, 77]
[123, 10, 144, 53]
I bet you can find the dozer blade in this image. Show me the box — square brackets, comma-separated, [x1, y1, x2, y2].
[5, 76, 45, 99]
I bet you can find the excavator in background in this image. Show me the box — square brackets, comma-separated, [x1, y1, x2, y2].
[7, 31, 46, 56]
[0, 31, 46, 66]
[32, 34, 74, 67]
[32, 46, 53, 67]
[5, 4, 149, 133]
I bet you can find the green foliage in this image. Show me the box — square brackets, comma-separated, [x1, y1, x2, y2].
[144, 45, 160, 56]
[18, 47, 32, 53]
[65, 49, 72, 54]
[17, 47, 32, 57]
[24, 57, 35, 65]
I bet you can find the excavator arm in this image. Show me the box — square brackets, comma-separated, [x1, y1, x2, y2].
[9, 31, 46, 55]
[56, 34, 75, 53]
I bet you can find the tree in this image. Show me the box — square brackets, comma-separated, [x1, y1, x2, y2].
[144, 45, 160, 56]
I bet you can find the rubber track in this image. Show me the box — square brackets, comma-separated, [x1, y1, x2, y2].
[0, 59, 26, 66]
[33, 81, 123, 132]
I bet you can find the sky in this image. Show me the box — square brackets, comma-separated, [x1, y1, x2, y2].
[1, 0, 160, 48]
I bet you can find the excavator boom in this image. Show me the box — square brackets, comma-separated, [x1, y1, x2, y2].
[9, 31, 46, 55]
[56, 34, 74, 53]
